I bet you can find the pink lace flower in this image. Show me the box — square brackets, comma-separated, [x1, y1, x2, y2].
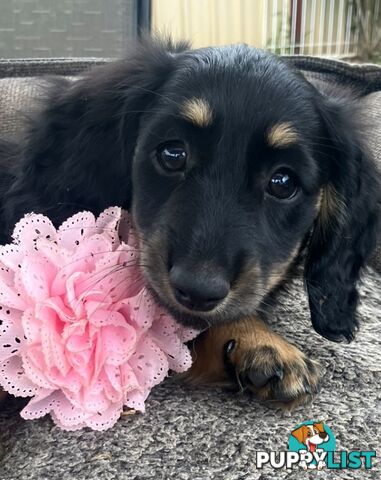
[0, 207, 198, 430]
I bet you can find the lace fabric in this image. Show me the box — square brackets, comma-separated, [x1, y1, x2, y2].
[0, 207, 198, 430]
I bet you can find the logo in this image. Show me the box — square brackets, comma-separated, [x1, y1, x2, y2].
[254, 420, 377, 470]
[288, 421, 336, 470]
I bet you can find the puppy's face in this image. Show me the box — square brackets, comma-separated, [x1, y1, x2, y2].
[131, 46, 325, 329]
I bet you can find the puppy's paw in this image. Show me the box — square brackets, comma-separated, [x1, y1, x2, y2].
[182, 316, 321, 408]
[224, 335, 320, 407]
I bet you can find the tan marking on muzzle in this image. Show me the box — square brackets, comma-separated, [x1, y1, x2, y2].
[266, 242, 301, 291]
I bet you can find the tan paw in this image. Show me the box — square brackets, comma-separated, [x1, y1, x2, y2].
[182, 316, 321, 407]
[224, 335, 321, 407]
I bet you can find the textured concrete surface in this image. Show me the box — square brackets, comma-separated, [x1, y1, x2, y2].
[0, 270, 380, 480]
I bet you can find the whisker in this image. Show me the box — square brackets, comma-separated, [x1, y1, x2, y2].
[112, 82, 183, 108]
[49, 248, 140, 272]
[71, 263, 148, 321]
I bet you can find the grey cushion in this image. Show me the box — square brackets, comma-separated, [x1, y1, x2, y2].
[0, 77, 45, 137]
[0, 58, 109, 137]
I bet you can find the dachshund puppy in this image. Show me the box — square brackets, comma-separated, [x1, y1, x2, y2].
[0, 38, 379, 405]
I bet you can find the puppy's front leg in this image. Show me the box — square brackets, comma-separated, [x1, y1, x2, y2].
[183, 315, 320, 406]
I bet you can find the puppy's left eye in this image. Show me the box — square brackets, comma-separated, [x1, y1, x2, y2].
[157, 142, 187, 173]
[267, 169, 299, 199]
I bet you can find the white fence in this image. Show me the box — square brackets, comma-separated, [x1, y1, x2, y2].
[263, 0, 381, 58]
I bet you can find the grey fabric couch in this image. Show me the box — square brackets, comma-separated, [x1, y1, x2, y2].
[0, 57, 380, 480]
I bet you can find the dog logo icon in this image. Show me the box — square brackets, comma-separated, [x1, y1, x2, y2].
[288, 421, 336, 470]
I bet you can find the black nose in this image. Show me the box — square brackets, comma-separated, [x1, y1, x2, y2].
[170, 264, 229, 311]
[319, 432, 328, 439]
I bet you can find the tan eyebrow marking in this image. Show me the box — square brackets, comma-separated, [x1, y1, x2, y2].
[267, 122, 298, 148]
[181, 98, 213, 127]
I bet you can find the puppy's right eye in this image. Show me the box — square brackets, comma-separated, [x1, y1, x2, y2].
[267, 168, 299, 199]
[157, 142, 187, 173]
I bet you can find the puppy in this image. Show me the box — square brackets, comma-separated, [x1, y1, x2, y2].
[0, 38, 379, 405]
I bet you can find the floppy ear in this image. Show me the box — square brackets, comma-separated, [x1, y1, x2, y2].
[305, 93, 380, 342]
[313, 422, 325, 433]
[291, 425, 308, 444]
[4, 38, 188, 232]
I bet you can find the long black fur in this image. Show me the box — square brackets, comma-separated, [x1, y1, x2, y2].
[305, 95, 380, 341]
[0, 39, 188, 238]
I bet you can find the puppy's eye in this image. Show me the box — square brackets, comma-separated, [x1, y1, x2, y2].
[267, 169, 298, 199]
[157, 142, 187, 173]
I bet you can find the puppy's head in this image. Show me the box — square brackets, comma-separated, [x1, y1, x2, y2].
[47, 39, 379, 338]
[132, 43, 321, 330]
[119, 40, 379, 338]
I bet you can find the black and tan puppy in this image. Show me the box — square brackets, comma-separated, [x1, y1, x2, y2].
[0, 39, 379, 405]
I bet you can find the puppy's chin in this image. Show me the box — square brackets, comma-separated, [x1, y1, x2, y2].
[145, 283, 212, 330]
[161, 304, 213, 331]
[145, 281, 268, 332]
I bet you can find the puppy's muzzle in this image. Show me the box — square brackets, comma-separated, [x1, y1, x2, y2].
[169, 263, 230, 312]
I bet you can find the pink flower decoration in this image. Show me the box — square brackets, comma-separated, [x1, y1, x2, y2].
[0, 208, 198, 430]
